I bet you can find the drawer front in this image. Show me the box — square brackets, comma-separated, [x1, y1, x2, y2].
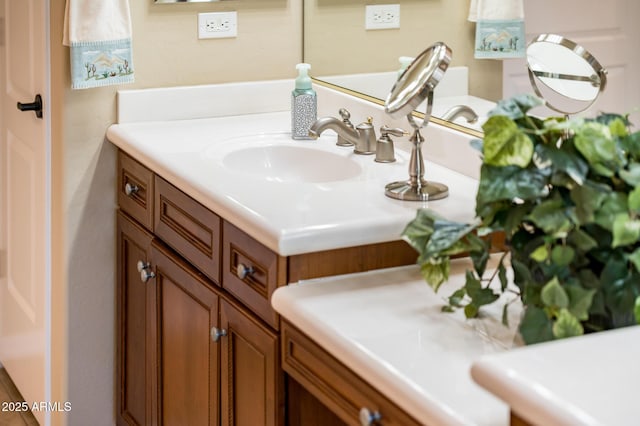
[154, 176, 221, 284]
[282, 321, 421, 426]
[118, 151, 154, 231]
[222, 222, 286, 330]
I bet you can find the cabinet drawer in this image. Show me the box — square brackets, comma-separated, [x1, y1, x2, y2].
[154, 176, 221, 284]
[282, 321, 422, 426]
[222, 222, 286, 329]
[118, 151, 154, 231]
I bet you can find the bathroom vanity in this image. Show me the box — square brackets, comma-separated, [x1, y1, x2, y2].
[107, 80, 489, 425]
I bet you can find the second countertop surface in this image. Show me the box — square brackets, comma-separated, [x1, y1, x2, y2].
[272, 256, 523, 425]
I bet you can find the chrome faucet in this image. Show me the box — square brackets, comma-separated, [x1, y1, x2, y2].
[308, 111, 377, 154]
[442, 105, 479, 124]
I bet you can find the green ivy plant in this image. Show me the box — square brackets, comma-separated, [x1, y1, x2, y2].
[403, 94, 640, 344]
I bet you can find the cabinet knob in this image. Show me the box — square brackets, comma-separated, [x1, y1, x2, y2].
[124, 182, 139, 196]
[236, 263, 254, 280]
[136, 260, 155, 283]
[359, 407, 382, 426]
[210, 326, 227, 342]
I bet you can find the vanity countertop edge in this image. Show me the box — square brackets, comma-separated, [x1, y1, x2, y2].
[106, 80, 481, 256]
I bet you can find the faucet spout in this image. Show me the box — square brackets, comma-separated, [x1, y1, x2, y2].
[442, 105, 479, 124]
[308, 117, 360, 145]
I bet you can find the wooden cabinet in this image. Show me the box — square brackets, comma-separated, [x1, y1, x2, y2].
[281, 321, 421, 426]
[151, 242, 220, 426]
[115, 150, 420, 425]
[116, 211, 154, 426]
[219, 298, 282, 426]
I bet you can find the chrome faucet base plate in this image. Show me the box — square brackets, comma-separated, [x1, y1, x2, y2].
[384, 180, 449, 201]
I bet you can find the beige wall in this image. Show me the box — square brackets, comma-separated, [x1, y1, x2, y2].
[50, 0, 302, 424]
[304, 0, 502, 101]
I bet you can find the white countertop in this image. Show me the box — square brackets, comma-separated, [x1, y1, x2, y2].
[107, 109, 479, 256]
[471, 325, 640, 426]
[272, 256, 523, 425]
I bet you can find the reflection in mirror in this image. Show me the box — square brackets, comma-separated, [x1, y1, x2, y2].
[384, 42, 452, 202]
[304, 0, 502, 133]
[526, 34, 607, 115]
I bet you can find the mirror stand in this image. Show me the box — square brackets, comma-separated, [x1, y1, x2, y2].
[385, 90, 449, 201]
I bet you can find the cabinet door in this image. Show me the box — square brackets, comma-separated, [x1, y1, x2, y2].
[150, 243, 220, 426]
[220, 298, 284, 426]
[116, 211, 154, 426]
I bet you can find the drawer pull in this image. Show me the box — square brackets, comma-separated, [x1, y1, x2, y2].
[359, 407, 382, 426]
[236, 263, 254, 280]
[210, 326, 227, 342]
[124, 182, 139, 196]
[136, 260, 155, 283]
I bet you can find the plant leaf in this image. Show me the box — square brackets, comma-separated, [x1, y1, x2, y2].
[619, 163, 640, 186]
[570, 181, 609, 224]
[529, 245, 549, 262]
[527, 199, 574, 235]
[535, 144, 589, 185]
[477, 165, 549, 205]
[573, 121, 624, 175]
[425, 219, 477, 256]
[498, 261, 508, 292]
[628, 248, 640, 273]
[628, 186, 640, 213]
[612, 213, 640, 248]
[488, 94, 544, 119]
[551, 245, 575, 267]
[519, 306, 554, 344]
[482, 116, 534, 167]
[402, 209, 437, 256]
[565, 285, 597, 321]
[541, 277, 569, 309]
[635, 296, 640, 324]
[419, 258, 450, 292]
[567, 229, 598, 252]
[502, 303, 510, 327]
[595, 193, 628, 231]
[448, 288, 466, 308]
[552, 309, 584, 339]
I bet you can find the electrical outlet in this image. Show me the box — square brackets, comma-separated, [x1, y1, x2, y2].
[365, 4, 400, 30]
[198, 12, 237, 39]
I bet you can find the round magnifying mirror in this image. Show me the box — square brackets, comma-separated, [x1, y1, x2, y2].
[385, 42, 452, 120]
[383, 42, 452, 202]
[527, 34, 607, 115]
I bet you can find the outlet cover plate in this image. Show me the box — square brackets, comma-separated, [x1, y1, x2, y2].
[365, 4, 400, 30]
[198, 11, 237, 39]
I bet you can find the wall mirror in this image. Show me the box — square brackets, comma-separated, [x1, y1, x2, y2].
[303, 0, 502, 135]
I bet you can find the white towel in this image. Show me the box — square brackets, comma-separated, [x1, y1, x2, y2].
[63, 0, 135, 89]
[470, 0, 525, 59]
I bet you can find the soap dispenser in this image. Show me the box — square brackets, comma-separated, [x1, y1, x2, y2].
[291, 63, 317, 140]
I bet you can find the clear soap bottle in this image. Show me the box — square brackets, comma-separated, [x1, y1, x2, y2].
[291, 63, 317, 140]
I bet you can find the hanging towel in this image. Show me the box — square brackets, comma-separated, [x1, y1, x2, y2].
[469, 0, 525, 59]
[63, 0, 135, 89]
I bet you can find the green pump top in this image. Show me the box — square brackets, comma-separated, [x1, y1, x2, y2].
[295, 63, 313, 90]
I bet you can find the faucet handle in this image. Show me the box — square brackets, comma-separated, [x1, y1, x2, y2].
[337, 108, 355, 146]
[380, 125, 406, 138]
[375, 125, 406, 163]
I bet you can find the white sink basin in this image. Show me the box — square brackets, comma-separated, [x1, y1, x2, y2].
[222, 144, 362, 183]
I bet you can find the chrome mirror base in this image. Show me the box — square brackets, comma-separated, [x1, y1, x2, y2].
[384, 180, 448, 201]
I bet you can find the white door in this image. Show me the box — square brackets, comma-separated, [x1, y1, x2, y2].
[503, 0, 640, 122]
[0, 1, 50, 424]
